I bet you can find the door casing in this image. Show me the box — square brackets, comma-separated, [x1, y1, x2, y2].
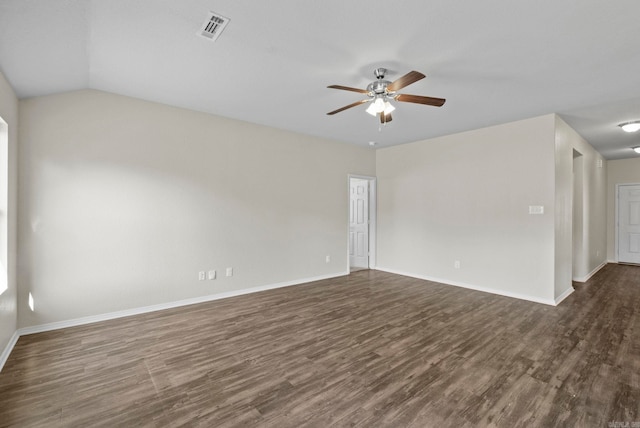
[616, 183, 640, 264]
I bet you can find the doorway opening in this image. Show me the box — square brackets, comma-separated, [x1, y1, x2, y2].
[348, 175, 376, 273]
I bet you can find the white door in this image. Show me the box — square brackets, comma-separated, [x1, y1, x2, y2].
[350, 179, 369, 269]
[618, 184, 640, 264]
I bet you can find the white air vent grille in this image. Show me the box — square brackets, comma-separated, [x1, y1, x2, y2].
[199, 12, 230, 42]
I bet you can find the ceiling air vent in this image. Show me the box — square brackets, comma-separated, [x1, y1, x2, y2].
[199, 11, 230, 42]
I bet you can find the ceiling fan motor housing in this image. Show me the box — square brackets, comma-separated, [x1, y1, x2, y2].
[367, 80, 392, 96]
[368, 68, 392, 96]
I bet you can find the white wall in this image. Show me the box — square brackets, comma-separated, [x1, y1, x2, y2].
[376, 115, 558, 304]
[18, 90, 376, 328]
[0, 70, 19, 363]
[606, 157, 640, 261]
[554, 116, 607, 293]
[11, 87, 612, 334]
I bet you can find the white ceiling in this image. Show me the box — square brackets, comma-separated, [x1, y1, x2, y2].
[2, 0, 640, 159]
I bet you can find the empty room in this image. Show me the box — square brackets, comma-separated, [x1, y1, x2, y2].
[1, 1, 640, 426]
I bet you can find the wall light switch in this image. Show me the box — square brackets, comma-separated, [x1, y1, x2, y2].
[208, 270, 216, 280]
[226, 267, 233, 277]
[528, 205, 544, 215]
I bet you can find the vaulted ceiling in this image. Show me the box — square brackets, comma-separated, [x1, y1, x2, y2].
[1, 0, 640, 159]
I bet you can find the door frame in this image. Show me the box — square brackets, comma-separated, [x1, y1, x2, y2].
[572, 149, 584, 280]
[615, 182, 640, 263]
[348, 174, 377, 272]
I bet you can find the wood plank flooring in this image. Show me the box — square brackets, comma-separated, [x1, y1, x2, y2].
[1, 264, 639, 427]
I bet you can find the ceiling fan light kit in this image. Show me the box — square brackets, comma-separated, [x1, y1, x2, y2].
[365, 96, 394, 116]
[327, 68, 446, 124]
[619, 121, 640, 132]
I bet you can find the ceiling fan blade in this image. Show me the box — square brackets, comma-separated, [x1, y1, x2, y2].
[387, 71, 425, 92]
[380, 112, 393, 123]
[327, 99, 369, 115]
[395, 93, 446, 107]
[327, 85, 369, 94]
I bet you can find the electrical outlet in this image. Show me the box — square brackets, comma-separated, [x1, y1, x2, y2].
[226, 267, 233, 277]
[198, 271, 206, 281]
[454, 260, 461, 269]
[208, 270, 216, 280]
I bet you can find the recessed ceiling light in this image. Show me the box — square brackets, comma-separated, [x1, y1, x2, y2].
[619, 121, 640, 132]
[369, 141, 377, 146]
[633, 146, 640, 154]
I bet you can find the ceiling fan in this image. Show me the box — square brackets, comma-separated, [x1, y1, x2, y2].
[326, 68, 446, 124]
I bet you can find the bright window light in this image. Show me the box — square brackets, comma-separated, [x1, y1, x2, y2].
[28, 292, 34, 311]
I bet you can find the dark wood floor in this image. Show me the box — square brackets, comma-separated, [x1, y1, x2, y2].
[1, 264, 639, 427]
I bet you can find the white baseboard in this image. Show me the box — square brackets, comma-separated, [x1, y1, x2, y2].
[0, 330, 20, 372]
[554, 286, 574, 305]
[375, 266, 557, 306]
[572, 261, 607, 283]
[17, 271, 348, 337]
